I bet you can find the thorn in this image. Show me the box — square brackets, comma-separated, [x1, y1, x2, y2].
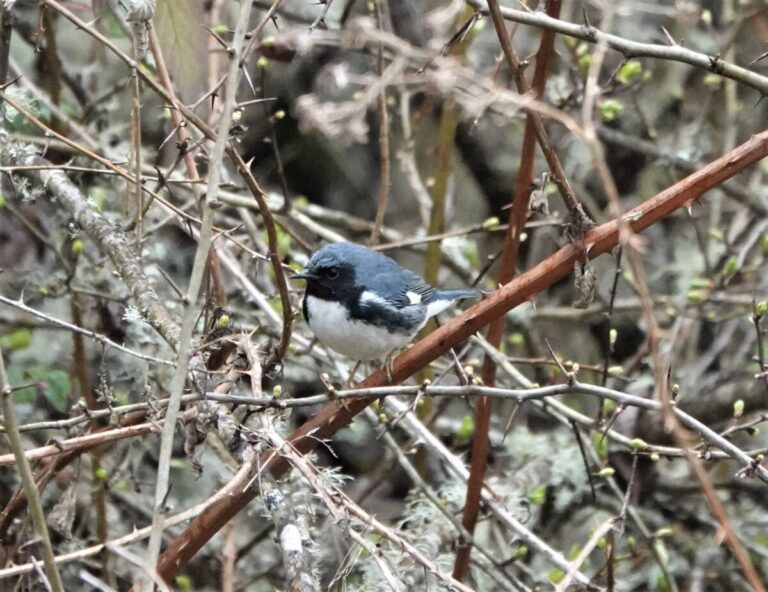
[661, 26, 677, 46]
[750, 49, 768, 65]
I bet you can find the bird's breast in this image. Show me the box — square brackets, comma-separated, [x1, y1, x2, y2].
[303, 295, 417, 360]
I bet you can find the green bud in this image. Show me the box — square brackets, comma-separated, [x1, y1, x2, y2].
[528, 486, 546, 506]
[456, 415, 474, 440]
[71, 239, 85, 256]
[617, 60, 643, 84]
[629, 438, 648, 450]
[175, 575, 193, 592]
[655, 527, 674, 538]
[686, 289, 708, 303]
[650, 452, 660, 462]
[690, 277, 710, 289]
[721, 255, 738, 277]
[756, 301, 768, 316]
[708, 227, 724, 242]
[733, 399, 744, 418]
[482, 216, 500, 230]
[272, 384, 283, 398]
[596, 537, 607, 550]
[598, 467, 615, 478]
[548, 568, 565, 584]
[599, 99, 625, 122]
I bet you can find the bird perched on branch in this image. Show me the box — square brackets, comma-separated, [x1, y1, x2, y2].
[293, 243, 481, 368]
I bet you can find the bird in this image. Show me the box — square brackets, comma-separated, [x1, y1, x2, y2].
[293, 242, 481, 364]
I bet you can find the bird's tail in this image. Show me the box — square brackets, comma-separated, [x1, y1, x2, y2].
[435, 289, 482, 301]
[424, 289, 482, 318]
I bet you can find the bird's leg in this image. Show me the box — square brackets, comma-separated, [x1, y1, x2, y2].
[343, 361, 362, 389]
[382, 351, 396, 384]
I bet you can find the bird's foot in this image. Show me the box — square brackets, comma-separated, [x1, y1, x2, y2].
[382, 352, 396, 384]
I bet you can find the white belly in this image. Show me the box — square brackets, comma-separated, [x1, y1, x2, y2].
[304, 296, 415, 360]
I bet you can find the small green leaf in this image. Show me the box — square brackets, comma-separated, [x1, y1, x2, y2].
[70, 239, 85, 256]
[592, 432, 609, 460]
[690, 277, 710, 289]
[617, 60, 643, 84]
[175, 575, 193, 592]
[708, 227, 724, 242]
[599, 99, 624, 122]
[0, 329, 32, 351]
[456, 414, 474, 440]
[528, 486, 546, 506]
[548, 568, 565, 584]
[721, 255, 738, 277]
[596, 536, 607, 550]
[577, 54, 592, 74]
[686, 289, 708, 303]
[8, 367, 71, 412]
[756, 301, 768, 316]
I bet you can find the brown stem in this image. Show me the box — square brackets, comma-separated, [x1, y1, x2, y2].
[453, 0, 562, 580]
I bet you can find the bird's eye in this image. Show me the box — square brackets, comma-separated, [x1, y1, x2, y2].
[327, 267, 340, 280]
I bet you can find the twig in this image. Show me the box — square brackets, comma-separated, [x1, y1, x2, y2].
[369, 0, 391, 245]
[0, 295, 174, 366]
[554, 518, 615, 592]
[0, 455, 257, 580]
[143, 0, 253, 577]
[381, 397, 599, 590]
[0, 346, 65, 592]
[483, 0, 590, 228]
[0, 422, 159, 466]
[466, 0, 768, 96]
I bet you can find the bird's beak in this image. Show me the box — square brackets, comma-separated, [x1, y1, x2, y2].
[291, 270, 316, 281]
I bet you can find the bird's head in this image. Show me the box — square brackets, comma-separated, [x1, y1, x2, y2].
[292, 243, 359, 301]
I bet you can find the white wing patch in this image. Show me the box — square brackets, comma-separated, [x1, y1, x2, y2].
[405, 291, 422, 305]
[361, 290, 393, 307]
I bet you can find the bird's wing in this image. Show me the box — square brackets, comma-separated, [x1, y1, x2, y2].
[403, 271, 437, 306]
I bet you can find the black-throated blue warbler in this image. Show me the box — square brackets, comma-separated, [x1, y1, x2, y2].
[293, 243, 481, 362]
